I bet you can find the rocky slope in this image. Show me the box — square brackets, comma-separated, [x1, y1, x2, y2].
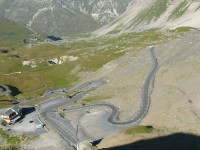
[78, 29, 200, 150]
[95, 0, 200, 36]
[0, 0, 130, 36]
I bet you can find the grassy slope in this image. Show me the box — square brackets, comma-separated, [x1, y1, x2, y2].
[130, 0, 169, 27]
[0, 129, 21, 149]
[81, 27, 194, 104]
[125, 125, 154, 135]
[0, 26, 190, 107]
[168, 0, 190, 20]
[0, 17, 31, 49]
[0, 25, 195, 150]
[0, 129, 33, 150]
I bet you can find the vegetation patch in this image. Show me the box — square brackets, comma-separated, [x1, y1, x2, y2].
[0, 94, 16, 108]
[0, 129, 36, 150]
[107, 30, 121, 35]
[16, 44, 69, 60]
[169, 0, 190, 20]
[81, 96, 112, 104]
[102, 29, 175, 50]
[0, 129, 21, 149]
[133, 0, 169, 26]
[78, 51, 124, 71]
[170, 26, 197, 33]
[0, 28, 184, 107]
[125, 125, 154, 135]
[0, 87, 4, 92]
[0, 17, 31, 49]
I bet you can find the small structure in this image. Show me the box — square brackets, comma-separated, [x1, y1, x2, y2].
[1, 106, 23, 126]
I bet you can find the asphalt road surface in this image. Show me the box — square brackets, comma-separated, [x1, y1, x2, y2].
[0, 84, 11, 96]
[0, 46, 158, 149]
[37, 46, 158, 149]
[63, 46, 158, 126]
[38, 80, 109, 149]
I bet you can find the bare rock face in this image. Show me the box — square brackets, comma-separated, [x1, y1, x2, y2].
[77, 142, 97, 150]
[95, 0, 200, 36]
[47, 58, 59, 65]
[22, 59, 37, 68]
[47, 56, 79, 65]
[0, 0, 130, 36]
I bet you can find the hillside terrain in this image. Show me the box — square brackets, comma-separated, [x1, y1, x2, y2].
[95, 0, 200, 36]
[0, 0, 200, 150]
[0, 0, 130, 36]
[87, 30, 200, 150]
[0, 17, 31, 48]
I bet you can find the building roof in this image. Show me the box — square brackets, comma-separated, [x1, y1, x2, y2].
[3, 106, 22, 116]
[12, 105, 22, 112]
[10, 115, 21, 123]
[3, 109, 14, 116]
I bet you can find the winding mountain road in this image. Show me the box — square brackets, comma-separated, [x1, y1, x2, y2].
[35, 46, 159, 149]
[39, 80, 109, 149]
[0, 46, 158, 149]
[63, 46, 158, 126]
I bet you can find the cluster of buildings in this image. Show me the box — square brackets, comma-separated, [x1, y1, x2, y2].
[0, 84, 23, 126]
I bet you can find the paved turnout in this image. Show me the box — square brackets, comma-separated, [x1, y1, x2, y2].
[39, 80, 108, 148]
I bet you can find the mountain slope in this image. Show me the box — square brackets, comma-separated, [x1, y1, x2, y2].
[94, 0, 200, 36]
[0, 17, 31, 48]
[0, 0, 130, 36]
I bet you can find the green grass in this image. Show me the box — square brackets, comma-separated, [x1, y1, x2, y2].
[0, 129, 21, 149]
[0, 102, 13, 109]
[15, 44, 69, 60]
[125, 125, 154, 135]
[64, 33, 91, 39]
[0, 73, 45, 93]
[0, 129, 35, 150]
[0, 28, 182, 107]
[0, 17, 31, 49]
[81, 96, 112, 104]
[132, 0, 169, 26]
[169, 0, 190, 20]
[78, 50, 124, 71]
[82, 97, 96, 104]
[0, 62, 78, 101]
[170, 26, 197, 33]
[0, 56, 26, 74]
[106, 30, 121, 35]
[67, 41, 98, 50]
[102, 29, 174, 50]
[0, 94, 16, 108]
[0, 88, 3, 92]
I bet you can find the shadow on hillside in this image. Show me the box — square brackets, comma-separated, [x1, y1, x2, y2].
[6, 85, 22, 96]
[100, 133, 200, 150]
[0, 100, 19, 104]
